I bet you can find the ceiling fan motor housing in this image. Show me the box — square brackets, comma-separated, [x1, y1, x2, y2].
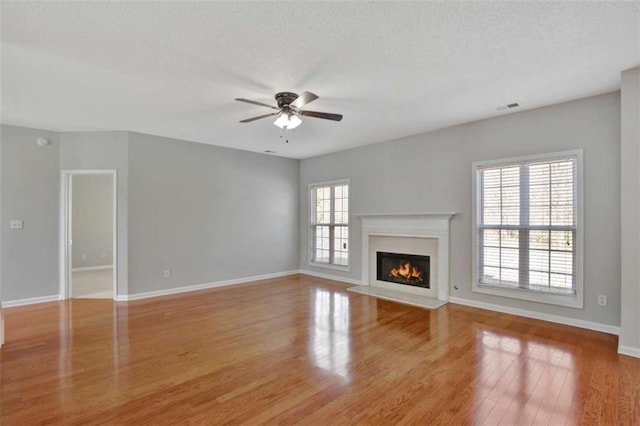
[275, 92, 299, 108]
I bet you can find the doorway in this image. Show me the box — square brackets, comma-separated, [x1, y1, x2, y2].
[60, 170, 117, 299]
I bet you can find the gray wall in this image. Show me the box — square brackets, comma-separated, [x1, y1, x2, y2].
[0, 125, 60, 301]
[1, 127, 300, 301]
[127, 132, 299, 294]
[300, 92, 621, 327]
[0, 122, 2, 340]
[620, 67, 640, 353]
[71, 174, 113, 268]
[60, 131, 129, 296]
[0, 123, 2, 343]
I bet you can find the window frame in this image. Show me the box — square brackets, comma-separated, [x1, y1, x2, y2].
[308, 179, 350, 271]
[471, 150, 584, 309]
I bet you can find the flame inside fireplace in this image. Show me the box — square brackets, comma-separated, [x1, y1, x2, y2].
[389, 261, 424, 283]
[377, 252, 430, 288]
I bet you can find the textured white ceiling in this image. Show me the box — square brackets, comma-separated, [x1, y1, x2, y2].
[1, 2, 638, 159]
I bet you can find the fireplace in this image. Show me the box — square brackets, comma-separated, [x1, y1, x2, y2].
[354, 213, 454, 308]
[376, 251, 430, 288]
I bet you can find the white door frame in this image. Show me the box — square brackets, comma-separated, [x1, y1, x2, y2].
[59, 170, 118, 300]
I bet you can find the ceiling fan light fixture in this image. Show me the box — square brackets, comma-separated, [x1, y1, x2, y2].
[273, 112, 302, 129]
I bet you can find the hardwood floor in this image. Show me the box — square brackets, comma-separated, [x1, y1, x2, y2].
[1, 274, 638, 425]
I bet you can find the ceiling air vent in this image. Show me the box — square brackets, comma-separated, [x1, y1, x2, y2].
[497, 102, 520, 111]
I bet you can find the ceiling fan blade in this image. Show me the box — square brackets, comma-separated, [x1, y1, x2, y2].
[235, 98, 279, 110]
[290, 91, 319, 109]
[239, 112, 279, 123]
[300, 110, 343, 122]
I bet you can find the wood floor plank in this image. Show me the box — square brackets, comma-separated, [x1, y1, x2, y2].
[1, 274, 639, 425]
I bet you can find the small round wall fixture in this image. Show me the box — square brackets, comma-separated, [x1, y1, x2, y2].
[36, 137, 51, 147]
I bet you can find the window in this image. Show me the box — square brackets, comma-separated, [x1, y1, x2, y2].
[310, 180, 349, 269]
[472, 151, 583, 308]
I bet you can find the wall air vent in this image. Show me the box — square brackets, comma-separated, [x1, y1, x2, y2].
[497, 102, 520, 111]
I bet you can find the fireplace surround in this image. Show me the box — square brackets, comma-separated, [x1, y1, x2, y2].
[350, 213, 455, 309]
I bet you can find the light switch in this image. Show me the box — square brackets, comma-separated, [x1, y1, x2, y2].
[10, 220, 23, 230]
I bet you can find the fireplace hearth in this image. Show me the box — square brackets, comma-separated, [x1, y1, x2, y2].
[376, 251, 430, 289]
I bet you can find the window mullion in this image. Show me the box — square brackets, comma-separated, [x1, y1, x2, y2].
[548, 166, 552, 290]
[329, 226, 335, 264]
[572, 230, 577, 291]
[329, 185, 335, 264]
[519, 165, 529, 289]
[478, 171, 484, 284]
[572, 162, 577, 292]
[311, 225, 316, 261]
[309, 186, 318, 262]
[499, 169, 503, 283]
[310, 189, 316, 263]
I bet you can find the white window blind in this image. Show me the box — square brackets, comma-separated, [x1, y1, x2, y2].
[310, 181, 349, 267]
[476, 155, 578, 296]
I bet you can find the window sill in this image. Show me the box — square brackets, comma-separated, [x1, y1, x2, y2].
[308, 261, 350, 272]
[473, 283, 583, 309]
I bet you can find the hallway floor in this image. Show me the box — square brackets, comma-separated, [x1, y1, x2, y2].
[71, 268, 113, 299]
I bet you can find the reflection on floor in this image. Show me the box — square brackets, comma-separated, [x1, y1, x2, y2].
[72, 268, 113, 299]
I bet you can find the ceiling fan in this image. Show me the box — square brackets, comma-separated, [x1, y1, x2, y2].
[235, 91, 343, 130]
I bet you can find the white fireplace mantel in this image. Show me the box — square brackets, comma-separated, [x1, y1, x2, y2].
[357, 212, 456, 304]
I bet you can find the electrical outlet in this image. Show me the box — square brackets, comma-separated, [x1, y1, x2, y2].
[82, 254, 87, 260]
[597, 295, 607, 306]
[10, 220, 23, 230]
[163, 269, 170, 278]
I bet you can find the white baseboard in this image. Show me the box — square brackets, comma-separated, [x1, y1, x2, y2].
[2, 294, 61, 308]
[117, 270, 300, 301]
[618, 345, 640, 358]
[449, 296, 620, 336]
[71, 265, 113, 272]
[298, 269, 363, 286]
